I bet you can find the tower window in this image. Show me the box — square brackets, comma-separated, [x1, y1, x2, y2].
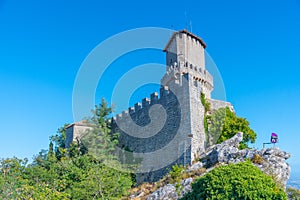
[194, 80, 198, 87]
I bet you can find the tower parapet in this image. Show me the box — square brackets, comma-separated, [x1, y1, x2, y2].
[163, 30, 213, 98]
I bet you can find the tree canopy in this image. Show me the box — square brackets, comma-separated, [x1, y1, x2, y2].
[0, 99, 133, 199]
[207, 107, 256, 149]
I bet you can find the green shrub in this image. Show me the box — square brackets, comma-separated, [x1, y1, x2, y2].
[181, 161, 287, 200]
[200, 93, 211, 113]
[208, 107, 256, 149]
[168, 164, 185, 184]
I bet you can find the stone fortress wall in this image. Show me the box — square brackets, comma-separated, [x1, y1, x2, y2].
[110, 30, 232, 182]
[66, 30, 233, 183]
[65, 121, 92, 148]
[111, 78, 192, 182]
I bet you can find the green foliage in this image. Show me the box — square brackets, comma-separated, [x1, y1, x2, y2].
[50, 124, 69, 160]
[208, 107, 256, 148]
[181, 161, 287, 200]
[0, 157, 28, 199]
[204, 116, 209, 141]
[201, 93, 210, 143]
[81, 98, 119, 162]
[206, 107, 226, 146]
[168, 164, 185, 184]
[0, 99, 133, 199]
[201, 93, 211, 113]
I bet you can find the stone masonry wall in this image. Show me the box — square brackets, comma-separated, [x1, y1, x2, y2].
[65, 30, 235, 184]
[111, 67, 207, 182]
[111, 76, 193, 183]
[208, 99, 234, 112]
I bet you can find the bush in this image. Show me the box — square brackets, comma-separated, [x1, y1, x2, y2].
[166, 164, 186, 184]
[181, 161, 287, 200]
[207, 107, 256, 149]
[200, 93, 210, 113]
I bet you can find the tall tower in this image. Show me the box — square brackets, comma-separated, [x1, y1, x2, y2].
[161, 30, 214, 161]
[163, 30, 213, 98]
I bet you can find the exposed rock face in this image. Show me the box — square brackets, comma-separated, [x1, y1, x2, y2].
[146, 178, 193, 200]
[140, 133, 291, 200]
[201, 132, 291, 188]
[146, 184, 177, 200]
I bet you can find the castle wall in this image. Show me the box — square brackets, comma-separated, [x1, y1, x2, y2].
[65, 30, 235, 184]
[208, 99, 234, 112]
[111, 73, 197, 182]
[65, 122, 92, 148]
[112, 88, 182, 154]
[189, 75, 206, 160]
[111, 69, 208, 182]
[135, 145, 192, 183]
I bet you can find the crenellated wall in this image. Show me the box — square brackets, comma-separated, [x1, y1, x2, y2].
[161, 62, 213, 99]
[208, 99, 234, 112]
[111, 65, 207, 183]
[112, 85, 181, 151]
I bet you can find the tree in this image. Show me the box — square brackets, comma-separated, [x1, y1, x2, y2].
[50, 124, 69, 160]
[207, 107, 256, 149]
[81, 98, 119, 163]
[181, 161, 287, 200]
[0, 157, 27, 199]
[0, 99, 133, 200]
[70, 157, 133, 200]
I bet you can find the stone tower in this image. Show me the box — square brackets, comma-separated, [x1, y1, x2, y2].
[66, 30, 233, 183]
[110, 30, 217, 182]
[161, 30, 214, 162]
[163, 30, 213, 98]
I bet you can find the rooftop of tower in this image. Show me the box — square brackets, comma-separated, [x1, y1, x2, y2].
[163, 29, 207, 52]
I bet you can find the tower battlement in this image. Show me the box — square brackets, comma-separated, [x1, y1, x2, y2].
[112, 85, 182, 122]
[161, 61, 213, 98]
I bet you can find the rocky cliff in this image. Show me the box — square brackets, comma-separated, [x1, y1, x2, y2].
[131, 132, 291, 200]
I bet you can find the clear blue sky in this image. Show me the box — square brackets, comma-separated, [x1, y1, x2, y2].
[0, 0, 299, 175]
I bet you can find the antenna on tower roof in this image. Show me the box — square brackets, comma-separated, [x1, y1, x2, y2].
[185, 11, 188, 31]
[184, 11, 193, 33]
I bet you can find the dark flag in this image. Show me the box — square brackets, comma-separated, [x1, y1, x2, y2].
[271, 133, 278, 144]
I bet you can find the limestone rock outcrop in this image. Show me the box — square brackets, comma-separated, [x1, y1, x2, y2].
[146, 178, 193, 200]
[200, 132, 291, 188]
[136, 132, 291, 200]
